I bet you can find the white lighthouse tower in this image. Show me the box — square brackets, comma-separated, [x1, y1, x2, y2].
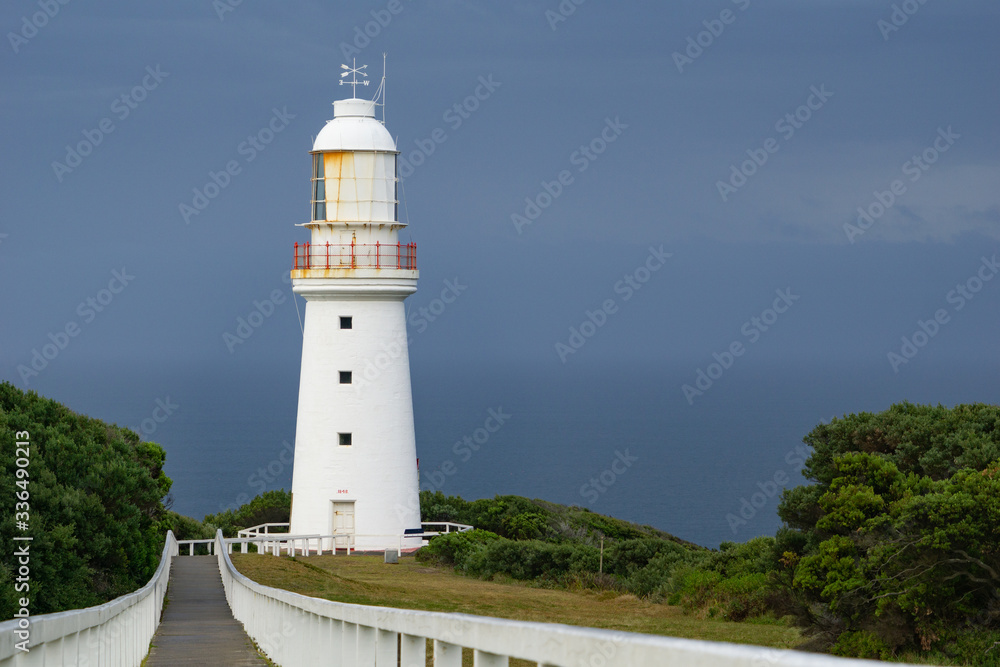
[289, 64, 422, 552]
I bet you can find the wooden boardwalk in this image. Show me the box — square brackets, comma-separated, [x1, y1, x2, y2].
[145, 556, 268, 666]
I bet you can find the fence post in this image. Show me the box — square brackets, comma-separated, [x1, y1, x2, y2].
[434, 640, 463, 667]
[357, 625, 376, 665]
[376, 628, 397, 666]
[328, 618, 343, 664]
[342, 622, 358, 667]
[401, 634, 426, 667]
[473, 650, 509, 666]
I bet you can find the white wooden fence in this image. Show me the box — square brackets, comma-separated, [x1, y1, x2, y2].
[235, 522, 474, 555]
[214, 530, 919, 667]
[0, 528, 928, 667]
[0, 531, 178, 667]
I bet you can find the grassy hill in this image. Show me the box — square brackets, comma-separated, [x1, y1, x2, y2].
[231, 552, 802, 655]
[420, 490, 700, 547]
[227, 491, 806, 665]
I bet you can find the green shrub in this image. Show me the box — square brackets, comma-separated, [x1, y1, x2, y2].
[830, 631, 891, 660]
[572, 511, 652, 541]
[468, 540, 592, 581]
[709, 537, 778, 577]
[418, 491, 692, 546]
[0, 383, 172, 617]
[619, 545, 705, 598]
[502, 511, 548, 540]
[665, 550, 777, 622]
[203, 489, 291, 537]
[417, 492, 707, 600]
[159, 510, 214, 541]
[781, 403, 1000, 657]
[605, 539, 681, 577]
[716, 573, 771, 621]
[416, 529, 501, 569]
[419, 491, 472, 524]
[935, 629, 1000, 666]
[668, 567, 724, 608]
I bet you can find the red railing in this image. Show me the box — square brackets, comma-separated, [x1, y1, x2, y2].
[293, 242, 417, 271]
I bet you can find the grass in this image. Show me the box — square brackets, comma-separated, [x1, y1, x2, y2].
[231, 553, 803, 651]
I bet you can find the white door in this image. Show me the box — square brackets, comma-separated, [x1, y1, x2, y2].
[332, 502, 355, 549]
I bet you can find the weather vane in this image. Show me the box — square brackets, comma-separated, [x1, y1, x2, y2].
[339, 58, 369, 97]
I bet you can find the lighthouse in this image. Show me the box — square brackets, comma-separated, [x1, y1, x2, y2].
[289, 64, 422, 552]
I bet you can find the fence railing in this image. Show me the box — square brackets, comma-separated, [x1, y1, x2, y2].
[177, 538, 216, 555]
[232, 523, 470, 554]
[418, 522, 473, 536]
[214, 529, 912, 667]
[0, 531, 178, 667]
[229, 534, 352, 556]
[236, 522, 291, 539]
[0, 528, 924, 667]
[293, 242, 417, 271]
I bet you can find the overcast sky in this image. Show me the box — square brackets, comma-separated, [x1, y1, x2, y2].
[2, 2, 999, 533]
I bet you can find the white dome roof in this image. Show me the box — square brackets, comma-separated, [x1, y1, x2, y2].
[312, 98, 396, 153]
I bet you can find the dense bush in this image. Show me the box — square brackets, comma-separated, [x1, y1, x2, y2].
[159, 510, 214, 541]
[830, 631, 891, 661]
[418, 495, 780, 608]
[420, 490, 694, 546]
[623, 548, 702, 598]
[0, 383, 172, 618]
[204, 489, 291, 537]
[416, 523, 708, 599]
[778, 402, 1000, 661]
[417, 529, 595, 582]
[424, 402, 1000, 664]
[421, 493, 554, 540]
[602, 538, 691, 578]
[416, 529, 502, 569]
[664, 537, 787, 621]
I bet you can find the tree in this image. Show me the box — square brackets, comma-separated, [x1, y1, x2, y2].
[0, 382, 172, 618]
[779, 403, 1000, 660]
[203, 489, 291, 537]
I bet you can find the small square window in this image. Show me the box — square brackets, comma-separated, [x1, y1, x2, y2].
[339, 371, 352, 384]
[339, 433, 352, 446]
[340, 316, 352, 329]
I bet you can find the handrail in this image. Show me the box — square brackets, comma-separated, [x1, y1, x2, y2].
[228, 534, 345, 556]
[293, 242, 417, 271]
[176, 538, 216, 555]
[235, 523, 465, 554]
[419, 521, 474, 535]
[214, 529, 915, 667]
[236, 522, 290, 538]
[0, 531, 178, 666]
